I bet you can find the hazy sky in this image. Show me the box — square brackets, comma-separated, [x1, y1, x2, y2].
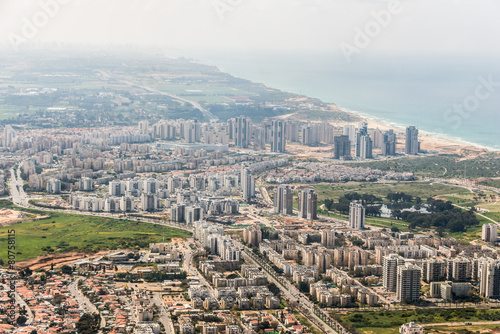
[0, 0, 499, 58]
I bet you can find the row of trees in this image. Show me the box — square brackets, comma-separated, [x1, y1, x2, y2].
[324, 193, 478, 233]
[391, 199, 478, 232]
[386, 192, 420, 204]
[324, 196, 382, 217]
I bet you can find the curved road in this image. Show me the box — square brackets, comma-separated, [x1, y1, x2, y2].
[68, 279, 106, 329]
[2, 283, 34, 325]
[96, 69, 218, 121]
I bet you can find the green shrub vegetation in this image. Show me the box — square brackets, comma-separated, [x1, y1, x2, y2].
[338, 308, 500, 332]
[346, 154, 500, 179]
[0, 201, 191, 263]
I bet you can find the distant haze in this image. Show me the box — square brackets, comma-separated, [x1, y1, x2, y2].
[0, 0, 499, 58]
[1, 0, 499, 149]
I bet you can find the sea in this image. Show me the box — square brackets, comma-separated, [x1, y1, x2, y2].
[190, 50, 500, 151]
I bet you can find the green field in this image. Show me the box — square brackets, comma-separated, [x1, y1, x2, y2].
[356, 327, 400, 334]
[480, 179, 500, 189]
[440, 190, 500, 225]
[310, 181, 493, 234]
[0, 203, 191, 263]
[357, 324, 500, 334]
[427, 324, 500, 334]
[314, 182, 467, 202]
[484, 212, 500, 222]
[345, 154, 500, 179]
[338, 308, 500, 333]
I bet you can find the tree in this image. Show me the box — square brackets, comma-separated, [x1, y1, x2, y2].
[350, 236, 365, 247]
[267, 283, 280, 296]
[299, 281, 310, 293]
[16, 315, 27, 325]
[61, 265, 73, 275]
[76, 313, 100, 334]
[391, 209, 402, 220]
[322, 276, 333, 283]
[20, 268, 33, 278]
[53, 294, 66, 305]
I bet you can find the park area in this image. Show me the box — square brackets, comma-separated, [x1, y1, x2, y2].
[0, 200, 191, 263]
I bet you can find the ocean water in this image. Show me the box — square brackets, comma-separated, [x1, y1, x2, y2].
[193, 51, 500, 151]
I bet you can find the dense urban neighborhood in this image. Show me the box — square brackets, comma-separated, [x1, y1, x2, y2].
[0, 53, 499, 334]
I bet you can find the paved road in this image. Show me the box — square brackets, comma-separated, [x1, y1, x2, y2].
[124, 79, 219, 121]
[68, 279, 106, 329]
[96, 69, 218, 121]
[8, 163, 193, 234]
[153, 292, 174, 334]
[181, 241, 193, 273]
[9, 167, 28, 206]
[422, 321, 500, 327]
[3, 283, 34, 325]
[235, 241, 343, 334]
[257, 177, 273, 206]
[430, 179, 499, 227]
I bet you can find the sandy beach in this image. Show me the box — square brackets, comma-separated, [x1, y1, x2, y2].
[328, 105, 491, 156]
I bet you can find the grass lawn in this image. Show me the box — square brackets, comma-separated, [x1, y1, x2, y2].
[338, 308, 500, 332]
[427, 324, 500, 334]
[442, 190, 498, 209]
[344, 154, 500, 179]
[480, 179, 500, 189]
[0, 204, 191, 263]
[478, 200, 500, 211]
[358, 327, 400, 334]
[359, 324, 500, 334]
[484, 212, 500, 222]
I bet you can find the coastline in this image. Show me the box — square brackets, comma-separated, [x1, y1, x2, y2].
[344, 107, 497, 152]
[193, 57, 497, 154]
[330, 106, 492, 155]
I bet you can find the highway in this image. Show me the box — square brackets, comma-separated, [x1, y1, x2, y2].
[234, 240, 345, 334]
[7, 163, 193, 234]
[96, 69, 219, 121]
[257, 177, 273, 206]
[123, 79, 219, 121]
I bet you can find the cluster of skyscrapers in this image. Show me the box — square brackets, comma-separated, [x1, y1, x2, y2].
[273, 186, 317, 220]
[333, 123, 419, 159]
